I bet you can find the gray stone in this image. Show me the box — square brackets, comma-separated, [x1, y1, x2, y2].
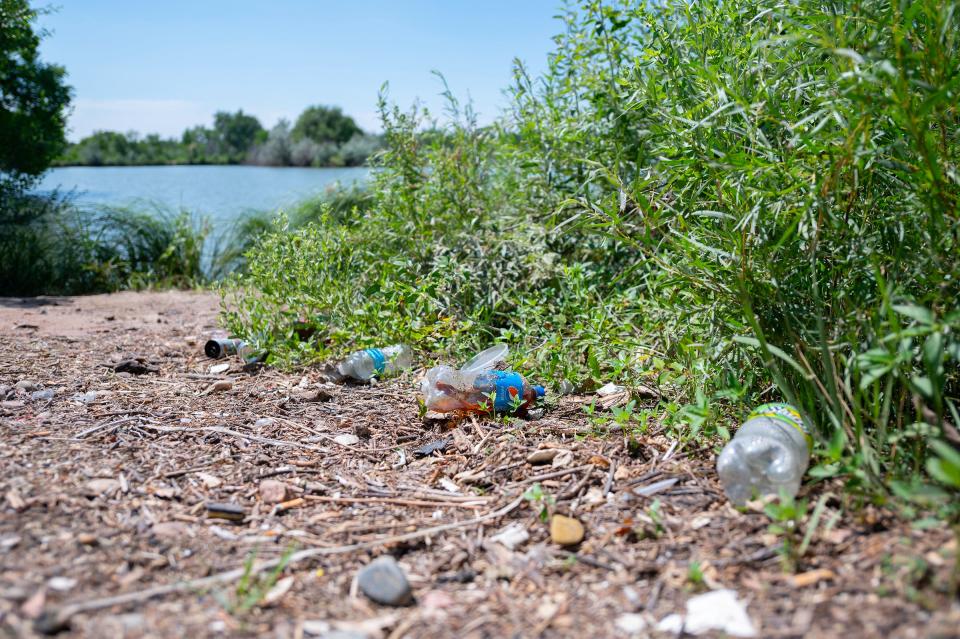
[357, 556, 414, 606]
[15, 380, 37, 393]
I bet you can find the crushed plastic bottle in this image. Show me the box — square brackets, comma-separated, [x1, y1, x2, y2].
[337, 345, 413, 381]
[716, 403, 812, 505]
[421, 345, 545, 414]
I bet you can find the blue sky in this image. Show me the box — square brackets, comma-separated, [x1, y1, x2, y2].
[37, 1, 561, 141]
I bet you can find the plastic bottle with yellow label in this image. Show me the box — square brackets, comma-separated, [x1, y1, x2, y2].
[716, 403, 812, 505]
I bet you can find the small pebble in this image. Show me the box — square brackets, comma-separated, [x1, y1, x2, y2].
[76, 532, 98, 545]
[357, 556, 414, 606]
[84, 479, 120, 496]
[527, 449, 559, 464]
[47, 577, 77, 592]
[150, 521, 189, 540]
[204, 380, 233, 394]
[259, 479, 290, 504]
[297, 388, 333, 403]
[550, 514, 585, 546]
[414, 438, 449, 457]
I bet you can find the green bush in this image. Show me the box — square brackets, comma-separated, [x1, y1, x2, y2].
[223, 0, 959, 504]
[524, 0, 960, 493]
[0, 193, 213, 295]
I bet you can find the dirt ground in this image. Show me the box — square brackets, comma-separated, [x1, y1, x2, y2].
[1, 291, 958, 638]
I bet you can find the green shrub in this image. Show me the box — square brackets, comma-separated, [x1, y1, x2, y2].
[0, 193, 213, 295]
[526, 0, 960, 493]
[224, 0, 959, 504]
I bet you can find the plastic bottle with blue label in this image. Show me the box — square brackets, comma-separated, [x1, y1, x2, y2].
[716, 403, 812, 505]
[337, 344, 413, 381]
[420, 345, 545, 414]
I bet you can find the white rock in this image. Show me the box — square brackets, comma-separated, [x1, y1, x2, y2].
[334, 433, 360, 446]
[596, 382, 625, 397]
[656, 613, 684, 634]
[196, 472, 222, 489]
[684, 589, 756, 637]
[615, 613, 648, 634]
[439, 477, 460, 493]
[209, 363, 230, 375]
[262, 576, 295, 605]
[301, 621, 331, 636]
[47, 577, 77, 592]
[551, 449, 574, 468]
[489, 523, 529, 550]
[658, 589, 757, 637]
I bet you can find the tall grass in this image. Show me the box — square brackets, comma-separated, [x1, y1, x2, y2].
[0, 193, 213, 295]
[223, 0, 959, 506]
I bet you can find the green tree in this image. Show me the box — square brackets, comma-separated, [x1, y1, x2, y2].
[212, 110, 264, 162]
[291, 105, 361, 145]
[0, 0, 71, 188]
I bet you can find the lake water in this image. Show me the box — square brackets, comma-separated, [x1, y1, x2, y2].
[38, 165, 370, 225]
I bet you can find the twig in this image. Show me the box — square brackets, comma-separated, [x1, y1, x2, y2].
[304, 495, 486, 509]
[513, 464, 594, 486]
[158, 464, 214, 480]
[139, 424, 332, 452]
[559, 468, 595, 500]
[74, 416, 145, 439]
[51, 495, 524, 623]
[603, 459, 617, 496]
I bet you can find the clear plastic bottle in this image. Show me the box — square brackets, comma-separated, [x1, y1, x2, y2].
[337, 345, 413, 380]
[716, 403, 812, 505]
[421, 366, 545, 414]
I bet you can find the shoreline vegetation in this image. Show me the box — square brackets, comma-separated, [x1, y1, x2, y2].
[54, 105, 382, 168]
[0, 184, 368, 296]
[3, 0, 959, 542]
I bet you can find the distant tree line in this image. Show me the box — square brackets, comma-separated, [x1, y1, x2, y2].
[56, 106, 383, 168]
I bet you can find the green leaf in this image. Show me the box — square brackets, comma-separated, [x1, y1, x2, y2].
[892, 304, 934, 325]
[928, 440, 960, 482]
[807, 463, 840, 479]
[927, 457, 960, 488]
[910, 375, 934, 399]
[732, 336, 807, 377]
[922, 332, 944, 376]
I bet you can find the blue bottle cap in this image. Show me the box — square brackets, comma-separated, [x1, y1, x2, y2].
[533, 385, 546, 398]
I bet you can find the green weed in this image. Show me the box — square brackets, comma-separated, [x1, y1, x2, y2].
[523, 482, 555, 523]
[216, 546, 295, 617]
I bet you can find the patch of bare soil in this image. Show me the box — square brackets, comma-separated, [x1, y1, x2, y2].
[0, 291, 957, 638]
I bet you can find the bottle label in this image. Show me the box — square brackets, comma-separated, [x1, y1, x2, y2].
[748, 403, 812, 449]
[493, 371, 524, 411]
[474, 371, 524, 411]
[365, 348, 386, 374]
